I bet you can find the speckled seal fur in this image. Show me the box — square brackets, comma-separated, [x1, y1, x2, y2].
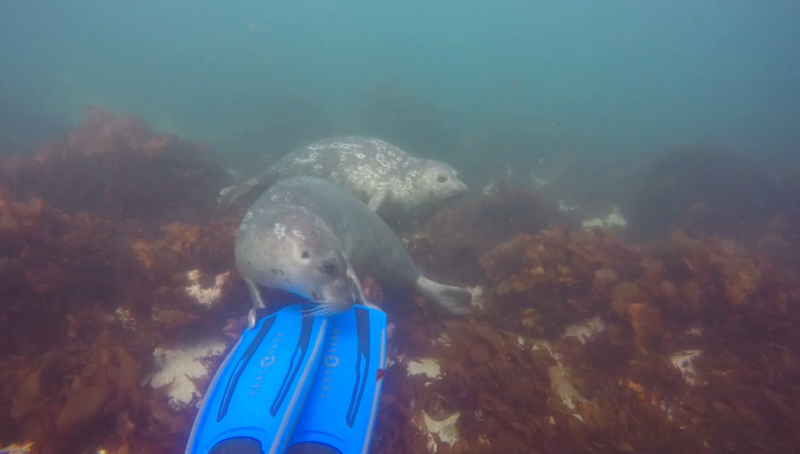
[235, 175, 473, 316]
[219, 136, 467, 218]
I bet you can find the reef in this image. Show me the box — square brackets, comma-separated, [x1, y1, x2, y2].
[397, 178, 582, 286]
[626, 146, 790, 246]
[758, 165, 800, 272]
[0, 108, 249, 454]
[372, 223, 800, 453]
[2, 109, 800, 453]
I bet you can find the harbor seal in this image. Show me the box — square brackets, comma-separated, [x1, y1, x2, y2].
[235, 175, 473, 316]
[219, 136, 468, 219]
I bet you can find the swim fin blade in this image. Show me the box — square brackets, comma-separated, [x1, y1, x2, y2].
[185, 304, 328, 454]
[286, 304, 388, 454]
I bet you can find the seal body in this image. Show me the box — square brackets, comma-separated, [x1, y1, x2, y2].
[219, 136, 467, 219]
[235, 176, 472, 315]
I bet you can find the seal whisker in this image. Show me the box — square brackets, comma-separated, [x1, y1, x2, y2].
[300, 307, 323, 318]
[320, 303, 343, 318]
[301, 302, 339, 319]
[317, 304, 338, 318]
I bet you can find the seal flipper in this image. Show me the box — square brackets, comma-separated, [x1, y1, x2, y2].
[245, 278, 267, 309]
[366, 189, 388, 212]
[218, 176, 267, 209]
[415, 275, 472, 315]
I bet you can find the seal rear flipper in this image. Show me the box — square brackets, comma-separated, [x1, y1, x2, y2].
[185, 305, 328, 454]
[416, 275, 473, 315]
[286, 304, 388, 454]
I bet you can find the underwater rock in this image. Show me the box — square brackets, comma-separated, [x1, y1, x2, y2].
[403, 181, 581, 288]
[0, 107, 230, 222]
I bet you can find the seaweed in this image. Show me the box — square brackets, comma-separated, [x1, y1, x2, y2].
[469, 222, 800, 451]
[0, 109, 247, 453]
[2, 107, 800, 453]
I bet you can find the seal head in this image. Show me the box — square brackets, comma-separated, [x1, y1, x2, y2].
[236, 206, 364, 315]
[409, 160, 467, 213]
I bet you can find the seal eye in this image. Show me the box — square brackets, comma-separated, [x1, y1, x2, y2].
[321, 262, 338, 278]
[301, 251, 310, 259]
[437, 174, 447, 183]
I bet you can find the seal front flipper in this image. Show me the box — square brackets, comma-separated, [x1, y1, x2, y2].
[245, 278, 267, 309]
[217, 177, 264, 209]
[184, 305, 328, 454]
[286, 304, 388, 454]
[416, 275, 473, 315]
[366, 189, 388, 212]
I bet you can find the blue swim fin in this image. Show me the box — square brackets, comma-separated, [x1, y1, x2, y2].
[286, 304, 388, 454]
[185, 304, 328, 454]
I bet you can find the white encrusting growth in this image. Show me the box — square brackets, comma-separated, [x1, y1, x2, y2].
[418, 411, 461, 453]
[531, 339, 588, 420]
[184, 269, 229, 307]
[149, 337, 228, 409]
[467, 285, 485, 309]
[115, 307, 136, 330]
[562, 316, 607, 344]
[670, 349, 702, 385]
[517, 316, 611, 422]
[558, 200, 578, 212]
[582, 206, 628, 230]
[407, 358, 442, 381]
[405, 357, 461, 452]
[402, 317, 615, 450]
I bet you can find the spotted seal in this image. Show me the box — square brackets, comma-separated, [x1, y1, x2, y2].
[219, 136, 468, 219]
[235, 175, 472, 316]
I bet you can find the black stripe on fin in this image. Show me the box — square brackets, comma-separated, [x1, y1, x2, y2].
[346, 307, 371, 427]
[270, 314, 315, 416]
[216, 314, 277, 422]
